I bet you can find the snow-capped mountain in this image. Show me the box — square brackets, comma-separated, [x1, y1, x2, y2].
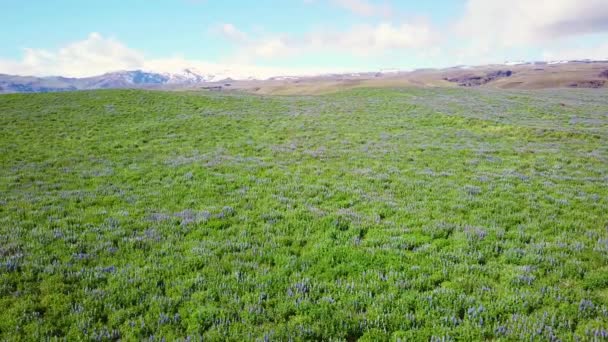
[161, 68, 262, 83]
[504, 61, 529, 66]
[2, 59, 607, 94]
[164, 68, 212, 84]
[0, 69, 246, 93]
[84, 70, 170, 88]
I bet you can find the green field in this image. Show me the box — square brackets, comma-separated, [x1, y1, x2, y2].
[1, 88, 607, 340]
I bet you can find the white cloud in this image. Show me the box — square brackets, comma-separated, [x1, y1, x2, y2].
[251, 38, 295, 58]
[221, 21, 437, 60]
[312, 21, 438, 55]
[0, 33, 345, 79]
[331, 0, 392, 17]
[344, 22, 435, 51]
[2, 1, 607, 79]
[457, 0, 608, 48]
[217, 23, 248, 43]
[144, 56, 342, 79]
[0, 33, 144, 77]
[542, 41, 608, 61]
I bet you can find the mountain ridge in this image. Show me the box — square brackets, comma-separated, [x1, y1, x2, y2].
[1, 60, 607, 94]
[0, 69, 229, 93]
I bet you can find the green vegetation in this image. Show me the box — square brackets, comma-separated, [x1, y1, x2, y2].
[1, 88, 607, 340]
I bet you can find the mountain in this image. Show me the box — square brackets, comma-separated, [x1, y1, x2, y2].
[235, 60, 608, 95]
[2, 60, 608, 94]
[0, 74, 78, 93]
[0, 69, 235, 93]
[164, 68, 212, 84]
[84, 70, 170, 88]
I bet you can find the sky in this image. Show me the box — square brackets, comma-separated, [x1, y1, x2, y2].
[1, 0, 607, 78]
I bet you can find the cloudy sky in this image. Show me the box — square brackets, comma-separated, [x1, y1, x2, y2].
[1, 0, 607, 77]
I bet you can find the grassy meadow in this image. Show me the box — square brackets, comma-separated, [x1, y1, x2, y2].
[0, 88, 607, 340]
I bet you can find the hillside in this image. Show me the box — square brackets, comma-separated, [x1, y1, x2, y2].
[2, 61, 607, 95]
[235, 61, 608, 95]
[0, 70, 227, 94]
[1, 88, 607, 340]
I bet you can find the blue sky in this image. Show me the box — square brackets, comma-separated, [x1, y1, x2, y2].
[1, 0, 607, 77]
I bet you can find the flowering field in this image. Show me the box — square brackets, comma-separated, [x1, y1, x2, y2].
[1, 88, 607, 340]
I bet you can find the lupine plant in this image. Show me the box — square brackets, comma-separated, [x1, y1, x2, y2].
[0, 88, 607, 340]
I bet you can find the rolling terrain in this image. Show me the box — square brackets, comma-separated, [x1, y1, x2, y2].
[0, 69, 231, 94]
[1, 87, 607, 340]
[1, 60, 607, 95]
[235, 61, 608, 95]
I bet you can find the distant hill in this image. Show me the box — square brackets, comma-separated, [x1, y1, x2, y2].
[1, 60, 607, 94]
[236, 60, 608, 95]
[0, 69, 230, 94]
